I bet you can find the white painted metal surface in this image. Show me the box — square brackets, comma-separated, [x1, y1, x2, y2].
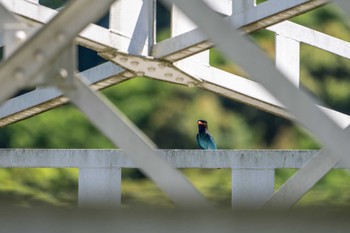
[79, 168, 121, 207]
[275, 34, 300, 87]
[232, 169, 274, 208]
[109, 0, 154, 55]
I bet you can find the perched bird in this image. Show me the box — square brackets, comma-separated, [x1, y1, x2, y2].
[196, 120, 217, 150]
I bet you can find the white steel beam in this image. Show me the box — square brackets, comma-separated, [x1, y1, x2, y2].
[233, 0, 328, 31]
[57, 76, 210, 208]
[231, 0, 256, 27]
[232, 169, 274, 208]
[79, 167, 122, 208]
[109, 0, 155, 55]
[335, 0, 350, 16]
[263, 147, 340, 208]
[275, 34, 300, 87]
[0, 3, 23, 47]
[172, 4, 209, 64]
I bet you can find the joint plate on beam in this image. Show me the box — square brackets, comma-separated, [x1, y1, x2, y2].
[99, 50, 202, 86]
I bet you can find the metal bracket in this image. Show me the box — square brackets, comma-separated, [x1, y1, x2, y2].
[98, 49, 202, 87]
[3, 24, 37, 58]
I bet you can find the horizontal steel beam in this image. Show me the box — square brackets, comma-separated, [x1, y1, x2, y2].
[268, 21, 350, 60]
[0, 62, 131, 127]
[0, 149, 347, 169]
[153, 0, 328, 61]
[177, 60, 350, 128]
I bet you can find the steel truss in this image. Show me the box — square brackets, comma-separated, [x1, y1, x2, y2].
[0, 0, 350, 208]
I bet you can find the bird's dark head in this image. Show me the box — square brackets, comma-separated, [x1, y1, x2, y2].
[197, 120, 208, 131]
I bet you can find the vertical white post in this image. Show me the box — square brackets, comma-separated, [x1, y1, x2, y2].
[232, 169, 274, 208]
[171, 5, 209, 64]
[109, 0, 155, 55]
[78, 167, 121, 208]
[275, 34, 300, 87]
[231, 0, 256, 27]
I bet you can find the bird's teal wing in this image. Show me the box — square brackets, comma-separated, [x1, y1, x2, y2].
[206, 133, 217, 149]
[196, 133, 205, 149]
[197, 132, 216, 149]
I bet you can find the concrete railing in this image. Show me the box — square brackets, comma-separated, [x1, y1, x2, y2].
[1, 149, 339, 208]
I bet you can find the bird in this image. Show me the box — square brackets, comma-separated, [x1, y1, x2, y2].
[196, 120, 217, 150]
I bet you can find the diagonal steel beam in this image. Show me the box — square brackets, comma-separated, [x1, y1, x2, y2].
[335, 0, 350, 17]
[263, 146, 342, 208]
[0, 0, 116, 102]
[57, 75, 211, 208]
[160, 0, 350, 209]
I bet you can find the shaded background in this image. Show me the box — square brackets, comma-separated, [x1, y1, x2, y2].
[0, 0, 350, 208]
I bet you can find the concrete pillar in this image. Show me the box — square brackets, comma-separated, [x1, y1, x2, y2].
[109, 0, 155, 55]
[78, 167, 121, 208]
[275, 34, 300, 87]
[232, 169, 274, 208]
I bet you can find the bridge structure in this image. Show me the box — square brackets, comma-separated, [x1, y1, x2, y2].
[0, 0, 350, 210]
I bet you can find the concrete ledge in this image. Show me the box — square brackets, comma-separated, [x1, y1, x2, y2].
[0, 149, 341, 169]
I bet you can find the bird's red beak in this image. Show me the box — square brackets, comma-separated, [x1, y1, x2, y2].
[197, 121, 203, 125]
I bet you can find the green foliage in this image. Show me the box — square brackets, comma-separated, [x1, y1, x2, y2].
[0, 168, 77, 207]
[3, 105, 114, 149]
